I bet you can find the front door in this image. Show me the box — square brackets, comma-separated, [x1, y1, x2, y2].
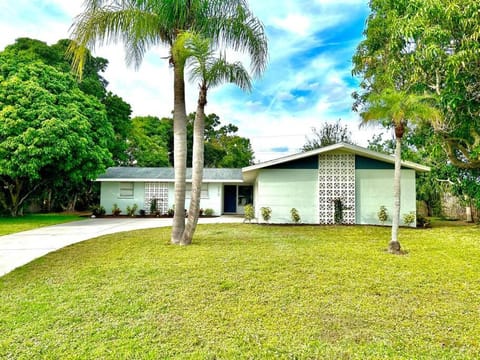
[223, 185, 237, 213]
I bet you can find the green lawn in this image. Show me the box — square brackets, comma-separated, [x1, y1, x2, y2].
[1, 223, 479, 359]
[0, 213, 84, 235]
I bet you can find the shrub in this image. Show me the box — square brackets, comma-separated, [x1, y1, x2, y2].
[417, 215, 431, 228]
[112, 203, 121, 216]
[139, 209, 146, 217]
[402, 211, 416, 226]
[378, 205, 388, 225]
[290, 208, 301, 224]
[244, 204, 255, 223]
[260, 207, 272, 223]
[333, 198, 345, 224]
[167, 207, 174, 217]
[91, 205, 106, 217]
[150, 199, 158, 215]
[126, 204, 138, 217]
[204, 208, 214, 216]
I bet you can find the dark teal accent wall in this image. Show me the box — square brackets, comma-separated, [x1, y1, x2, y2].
[268, 155, 318, 169]
[355, 155, 395, 170]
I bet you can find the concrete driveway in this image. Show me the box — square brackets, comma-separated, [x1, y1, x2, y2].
[0, 216, 243, 277]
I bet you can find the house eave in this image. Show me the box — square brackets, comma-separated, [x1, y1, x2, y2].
[96, 178, 245, 183]
[242, 142, 430, 173]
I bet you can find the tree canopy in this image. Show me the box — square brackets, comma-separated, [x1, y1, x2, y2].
[302, 120, 354, 152]
[352, 0, 480, 169]
[127, 113, 254, 168]
[0, 52, 114, 215]
[0, 38, 131, 215]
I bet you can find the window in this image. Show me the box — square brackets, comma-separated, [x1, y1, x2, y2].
[186, 183, 209, 199]
[119, 182, 134, 198]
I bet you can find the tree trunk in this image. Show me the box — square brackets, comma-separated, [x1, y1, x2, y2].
[465, 196, 473, 222]
[171, 60, 188, 244]
[389, 136, 402, 254]
[182, 85, 207, 245]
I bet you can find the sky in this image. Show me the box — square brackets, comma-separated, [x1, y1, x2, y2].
[0, 0, 382, 162]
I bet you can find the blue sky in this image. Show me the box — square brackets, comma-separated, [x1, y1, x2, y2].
[0, 0, 380, 162]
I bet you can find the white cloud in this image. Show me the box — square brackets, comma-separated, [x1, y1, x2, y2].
[272, 14, 312, 36]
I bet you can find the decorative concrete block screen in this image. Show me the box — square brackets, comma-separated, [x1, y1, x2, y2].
[145, 183, 168, 214]
[318, 153, 355, 224]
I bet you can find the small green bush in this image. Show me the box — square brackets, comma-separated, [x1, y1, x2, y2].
[290, 208, 301, 224]
[126, 204, 138, 217]
[204, 208, 214, 216]
[91, 205, 106, 217]
[150, 199, 159, 215]
[260, 207, 272, 223]
[402, 211, 416, 226]
[112, 203, 121, 216]
[378, 205, 388, 225]
[333, 198, 345, 224]
[417, 215, 431, 228]
[244, 204, 255, 223]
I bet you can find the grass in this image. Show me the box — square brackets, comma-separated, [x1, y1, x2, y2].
[0, 213, 84, 235]
[1, 222, 479, 359]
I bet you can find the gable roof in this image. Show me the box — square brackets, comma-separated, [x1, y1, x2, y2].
[242, 142, 430, 173]
[96, 167, 243, 183]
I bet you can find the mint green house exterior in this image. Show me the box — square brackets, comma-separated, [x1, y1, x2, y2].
[97, 143, 429, 226]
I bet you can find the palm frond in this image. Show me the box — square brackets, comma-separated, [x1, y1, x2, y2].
[68, 1, 169, 77]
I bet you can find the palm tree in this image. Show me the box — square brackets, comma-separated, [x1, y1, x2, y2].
[360, 89, 441, 254]
[68, 0, 268, 245]
[180, 33, 252, 245]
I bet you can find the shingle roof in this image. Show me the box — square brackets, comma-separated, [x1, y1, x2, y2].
[96, 167, 244, 182]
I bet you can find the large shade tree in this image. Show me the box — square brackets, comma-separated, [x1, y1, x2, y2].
[352, 0, 480, 169]
[182, 32, 252, 244]
[0, 57, 114, 216]
[69, 0, 268, 244]
[360, 89, 441, 254]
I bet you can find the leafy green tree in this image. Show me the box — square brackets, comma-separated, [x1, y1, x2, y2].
[201, 114, 254, 168]
[127, 113, 253, 169]
[128, 116, 171, 167]
[302, 120, 354, 151]
[69, 0, 268, 245]
[360, 88, 441, 254]
[0, 57, 114, 216]
[352, 0, 480, 169]
[3, 38, 132, 165]
[182, 32, 252, 244]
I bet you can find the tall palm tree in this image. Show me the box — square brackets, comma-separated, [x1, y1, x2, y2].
[360, 89, 441, 254]
[68, 0, 268, 245]
[180, 32, 252, 245]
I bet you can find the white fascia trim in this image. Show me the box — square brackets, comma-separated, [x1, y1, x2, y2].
[96, 178, 245, 183]
[242, 142, 430, 173]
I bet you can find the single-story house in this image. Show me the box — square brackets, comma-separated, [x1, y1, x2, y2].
[96, 142, 430, 226]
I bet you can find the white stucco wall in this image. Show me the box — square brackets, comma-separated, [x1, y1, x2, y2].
[100, 182, 146, 215]
[185, 183, 223, 216]
[355, 169, 416, 226]
[255, 169, 318, 223]
[101, 181, 223, 216]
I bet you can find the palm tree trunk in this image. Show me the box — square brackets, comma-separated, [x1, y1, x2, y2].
[182, 85, 207, 245]
[171, 61, 188, 244]
[390, 136, 402, 254]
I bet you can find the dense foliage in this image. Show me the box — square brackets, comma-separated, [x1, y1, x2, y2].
[352, 0, 480, 169]
[127, 113, 254, 168]
[0, 38, 131, 215]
